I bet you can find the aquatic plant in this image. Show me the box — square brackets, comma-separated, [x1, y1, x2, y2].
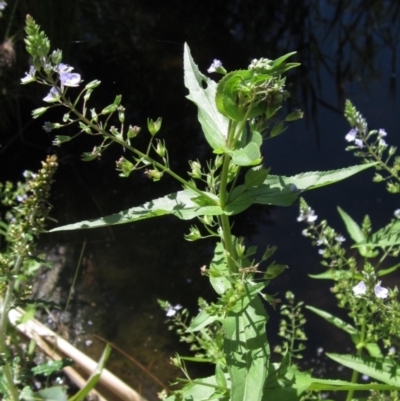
[2, 13, 400, 401]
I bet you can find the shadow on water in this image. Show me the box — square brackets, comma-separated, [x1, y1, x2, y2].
[1, 0, 400, 399]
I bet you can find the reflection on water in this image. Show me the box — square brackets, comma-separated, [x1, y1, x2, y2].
[2, 1, 400, 399]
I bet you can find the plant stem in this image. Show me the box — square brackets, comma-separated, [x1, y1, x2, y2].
[66, 102, 219, 205]
[345, 303, 367, 401]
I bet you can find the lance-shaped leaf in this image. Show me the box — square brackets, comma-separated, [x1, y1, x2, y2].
[223, 294, 269, 401]
[226, 163, 377, 215]
[338, 206, 378, 258]
[50, 189, 222, 232]
[327, 354, 400, 387]
[184, 43, 229, 152]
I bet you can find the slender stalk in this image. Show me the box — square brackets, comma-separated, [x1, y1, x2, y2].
[345, 303, 367, 401]
[64, 100, 219, 205]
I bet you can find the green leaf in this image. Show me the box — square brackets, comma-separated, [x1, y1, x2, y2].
[187, 309, 219, 333]
[32, 360, 71, 377]
[245, 167, 270, 187]
[165, 375, 229, 401]
[306, 306, 359, 344]
[209, 242, 231, 295]
[215, 70, 265, 121]
[265, 163, 377, 191]
[338, 207, 378, 258]
[326, 353, 400, 387]
[20, 386, 67, 401]
[228, 131, 262, 166]
[226, 164, 376, 214]
[264, 262, 287, 280]
[285, 365, 398, 393]
[50, 190, 222, 232]
[68, 343, 111, 401]
[184, 43, 229, 152]
[337, 206, 364, 244]
[223, 294, 269, 401]
[309, 270, 357, 280]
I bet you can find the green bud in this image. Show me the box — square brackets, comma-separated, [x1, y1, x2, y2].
[155, 140, 166, 158]
[118, 106, 125, 123]
[236, 242, 245, 258]
[372, 173, 383, 183]
[127, 125, 141, 139]
[145, 168, 163, 181]
[116, 156, 135, 177]
[147, 117, 162, 136]
[79, 121, 92, 134]
[389, 146, 397, 156]
[84, 80, 101, 90]
[270, 122, 287, 138]
[90, 109, 98, 122]
[63, 113, 70, 122]
[84, 89, 93, 102]
[285, 109, 303, 121]
[51, 49, 62, 65]
[184, 225, 202, 241]
[170, 354, 182, 369]
[31, 107, 48, 119]
[188, 160, 202, 179]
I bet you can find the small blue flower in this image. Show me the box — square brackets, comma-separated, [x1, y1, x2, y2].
[60, 71, 81, 87]
[378, 129, 387, 137]
[345, 128, 357, 142]
[352, 281, 366, 297]
[166, 304, 182, 317]
[0, 1, 7, 11]
[354, 138, 364, 148]
[43, 87, 61, 103]
[207, 59, 223, 73]
[21, 66, 36, 84]
[394, 209, 400, 219]
[374, 282, 389, 299]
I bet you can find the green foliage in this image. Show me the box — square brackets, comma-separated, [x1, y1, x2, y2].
[17, 14, 400, 401]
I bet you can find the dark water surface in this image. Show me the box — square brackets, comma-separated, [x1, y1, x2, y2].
[2, 1, 400, 399]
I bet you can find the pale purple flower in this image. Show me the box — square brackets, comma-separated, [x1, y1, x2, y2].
[54, 63, 74, 73]
[352, 281, 367, 297]
[43, 86, 61, 102]
[379, 139, 388, 147]
[354, 138, 364, 148]
[0, 1, 7, 11]
[60, 71, 81, 87]
[374, 282, 389, 299]
[21, 66, 36, 84]
[207, 59, 223, 73]
[166, 304, 182, 317]
[394, 209, 400, 218]
[345, 128, 357, 142]
[378, 129, 387, 137]
[335, 235, 346, 243]
[297, 207, 318, 223]
[43, 122, 53, 133]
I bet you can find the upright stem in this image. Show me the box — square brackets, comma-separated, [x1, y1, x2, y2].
[345, 303, 367, 401]
[218, 122, 238, 274]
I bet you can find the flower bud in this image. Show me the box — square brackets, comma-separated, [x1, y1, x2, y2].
[147, 117, 162, 136]
[116, 156, 135, 177]
[51, 49, 62, 65]
[118, 106, 125, 123]
[144, 168, 163, 181]
[127, 125, 141, 139]
[184, 225, 202, 241]
[155, 140, 166, 157]
[188, 160, 202, 179]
